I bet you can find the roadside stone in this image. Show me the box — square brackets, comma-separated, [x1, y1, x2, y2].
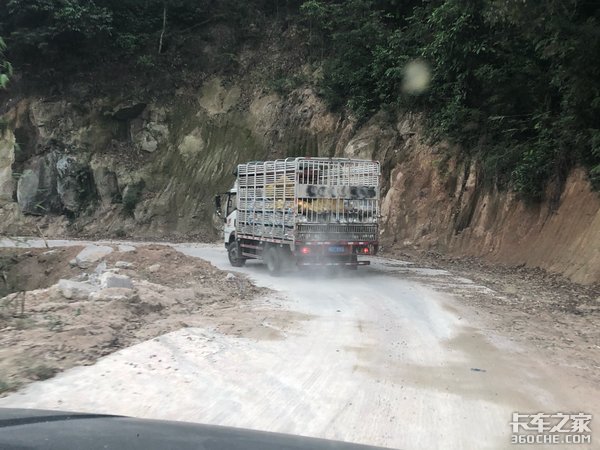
[225, 273, 236, 281]
[94, 261, 107, 275]
[576, 304, 599, 314]
[148, 263, 161, 273]
[75, 245, 114, 269]
[58, 279, 99, 300]
[71, 273, 88, 282]
[109, 102, 146, 121]
[16, 169, 40, 213]
[99, 272, 134, 289]
[117, 244, 136, 252]
[115, 261, 134, 269]
[89, 288, 137, 302]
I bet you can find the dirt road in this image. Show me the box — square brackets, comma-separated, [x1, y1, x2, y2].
[0, 241, 598, 449]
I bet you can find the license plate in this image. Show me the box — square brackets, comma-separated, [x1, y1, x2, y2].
[328, 246, 346, 253]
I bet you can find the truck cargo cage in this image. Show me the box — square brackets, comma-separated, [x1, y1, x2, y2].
[296, 223, 378, 242]
[236, 158, 380, 245]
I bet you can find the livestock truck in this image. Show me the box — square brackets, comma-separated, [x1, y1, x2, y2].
[215, 157, 380, 274]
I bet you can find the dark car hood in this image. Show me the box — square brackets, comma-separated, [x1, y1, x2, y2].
[0, 408, 395, 450]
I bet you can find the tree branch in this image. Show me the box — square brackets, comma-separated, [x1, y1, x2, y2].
[158, 4, 167, 54]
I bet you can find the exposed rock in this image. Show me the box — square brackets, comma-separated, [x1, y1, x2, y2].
[225, 273, 236, 280]
[136, 129, 158, 153]
[58, 279, 99, 300]
[2, 72, 598, 285]
[89, 287, 137, 302]
[29, 99, 69, 142]
[115, 261, 134, 269]
[0, 128, 15, 203]
[576, 304, 599, 313]
[99, 272, 134, 289]
[117, 244, 136, 252]
[71, 273, 89, 282]
[121, 180, 145, 214]
[16, 152, 60, 214]
[16, 169, 39, 213]
[94, 261, 107, 275]
[199, 78, 241, 115]
[178, 129, 205, 159]
[56, 155, 98, 213]
[75, 245, 114, 269]
[344, 137, 372, 160]
[93, 167, 121, 205]
[132, 107, 169, 153]
[396, 117, 417, 137]
[109, 102, 147, 121]
[147, 263, 161, 273]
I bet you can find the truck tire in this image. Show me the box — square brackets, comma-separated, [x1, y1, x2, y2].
[228, 241, 246, 267]
[345, 254, 358, 270]
[280, 247, 296, 272]
[263, 247, 282, 276]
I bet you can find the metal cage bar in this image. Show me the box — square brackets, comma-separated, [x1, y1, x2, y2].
[236, 158, 380, 244]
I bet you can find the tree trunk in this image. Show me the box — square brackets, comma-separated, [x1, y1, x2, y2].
[158, 4, 167, 55]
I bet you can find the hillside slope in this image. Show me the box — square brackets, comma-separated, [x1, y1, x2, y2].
[0, 21, 598, 284]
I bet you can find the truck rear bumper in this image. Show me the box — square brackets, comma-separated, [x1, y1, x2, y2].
[297, 260, 370, 267]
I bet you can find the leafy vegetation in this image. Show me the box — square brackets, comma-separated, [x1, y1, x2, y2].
[0, 1, 298, 64]
[0, 378, 12, 394]
[1, 0, 599, 198]
[0, 36, 11, 88]
[25, 363, 57, 380]
[301, 0, 600, 198]
[122, 180, 146, 216]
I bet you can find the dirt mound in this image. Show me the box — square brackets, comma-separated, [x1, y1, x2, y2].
[0, 246, 83, 297]
[0, 244, 267, 395]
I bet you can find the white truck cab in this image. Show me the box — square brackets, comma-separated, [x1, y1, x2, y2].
[215, 182, 238, 250]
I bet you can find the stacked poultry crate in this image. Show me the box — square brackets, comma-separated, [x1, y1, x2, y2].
[236, 158, 380, 244]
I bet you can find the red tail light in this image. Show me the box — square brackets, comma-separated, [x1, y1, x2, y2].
[301, 246, 310, 254]
[363, 247, 370, 254]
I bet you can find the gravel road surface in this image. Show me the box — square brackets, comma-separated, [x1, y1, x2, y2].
[1, 241, 597, 449]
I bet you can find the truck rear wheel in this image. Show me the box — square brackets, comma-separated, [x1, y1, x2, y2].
[228, 241, 246, 267]
[346, 254, 358, 270]
[263, 247, 282, 276]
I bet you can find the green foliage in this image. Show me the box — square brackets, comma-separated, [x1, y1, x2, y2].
[511, 147, 556, 201]
[301, 0, 388, 118]
[0, 36, 12, 88]
[43, 314, 64, 332]
[0, 378, 13, 394]
[589, 130, 600, 189]
[25, 363, 57, 380]
[301, 0, 600, 198]
[122, 180, 145, 216]
[269, 71, 307, 95]
[0, 0, 301, 66]
[136, 54, 155, 69]
[2, 0, 112, 52]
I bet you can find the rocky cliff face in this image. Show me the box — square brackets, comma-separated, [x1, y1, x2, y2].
[1, 73, 598, 284]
